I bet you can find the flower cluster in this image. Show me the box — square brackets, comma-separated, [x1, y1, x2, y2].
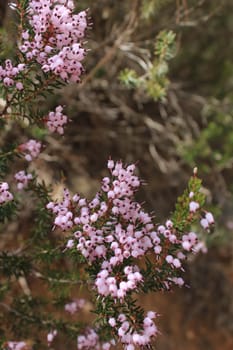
[95, 265, 143, 300]
[4, 342, 26, 350]
[47, 161, 208, 290]
[47, 329, 57, 344]
[0, 59, 25, 89]
[77, 329, 115, 350]
[14, 170, 33, 190]
[0, 182, 13, 204]
[18, 139, 42, 162]
[46, 160, 213, 349]
[46, 188, 74, 230]
[19, 0, 88, 82]
[65, 298, 86, 314]
[47, 161, 161, 274]
[200, 212, 214, 230]
[188, 195, 214, 232]
[45, 105, 68, 134]
[109, 311, 158, 350]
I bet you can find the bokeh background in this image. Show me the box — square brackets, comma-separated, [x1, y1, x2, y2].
[0, 0, 233, 349]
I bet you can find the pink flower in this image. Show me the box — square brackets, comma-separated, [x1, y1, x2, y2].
[0, 59, 25, 90]
[45, 105, 68, 134]
[77, 328, 114, 350]
[14, 170, 32, 190]
[19, 1, 89, 82]
[5, 342, 26, 350]
[16, 82, 23, 90]
[200, 218, 209, 229]
[18, 139, 41, 161]
[0, 182, 13, 204]
[65, 299, 85, 314]
[47, 329, 57, 344]
[108, 318, 116, 327]
[189, 201, 200, 212]
[206, 212, 214, 224]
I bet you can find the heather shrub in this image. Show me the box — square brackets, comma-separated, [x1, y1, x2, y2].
[0, 1, 215, 349]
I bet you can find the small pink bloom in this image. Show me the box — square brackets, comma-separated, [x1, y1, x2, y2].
[189, 201, 200, 212]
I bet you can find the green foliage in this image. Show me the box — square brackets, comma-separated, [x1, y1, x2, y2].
[119, 30, 176, 101]
[27, 179, 54, 241]
[141, 0, 172, 20]
[30, 125, 48, 140]
[0, 201, 17, 223]
[0, 144, 18, 179]
[172, 174, 205, 232]
[182, 102, 233, 173]
[93, 293, 146, 343]
[119, 69, 140, 89]
[2, 294, 83, 342]
[0, 27, 15, 61]
[0, 253, 31, 278]
[141, 256, 173, 292]
[155, 30, 176, 61]
[0, 282, 9, 306]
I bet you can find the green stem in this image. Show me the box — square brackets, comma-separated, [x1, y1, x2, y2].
[0, 149, 18, 159]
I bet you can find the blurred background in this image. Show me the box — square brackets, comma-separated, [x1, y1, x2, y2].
[0, 0, 233, 349]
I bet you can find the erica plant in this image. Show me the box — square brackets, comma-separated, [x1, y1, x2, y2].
[0, 1, 213, 350]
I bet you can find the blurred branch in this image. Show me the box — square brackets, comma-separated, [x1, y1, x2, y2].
[81, 0, 141, 86]
[176, 0, 223, 27]
[31, 270, 93, 286]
